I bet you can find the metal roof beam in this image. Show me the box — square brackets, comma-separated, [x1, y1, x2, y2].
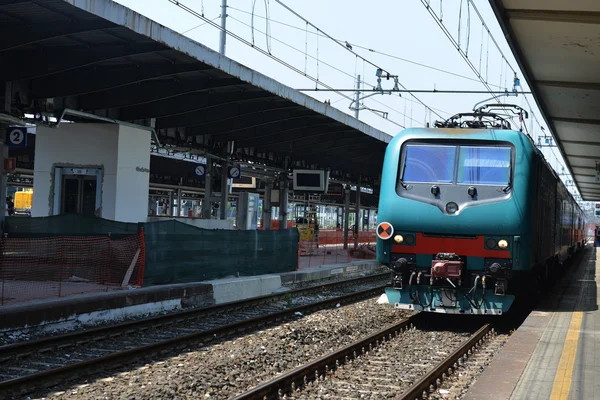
[506, 9, 600, 24]
[130, 91, 278, 122]
[0, 19, 116, 51]
[30, 63, 212, 99]
[81, 78, 246, 112]
[212, 115, 329, 142]
[295, 138, 376, 156]
[195, 120, 337, 143]
[158, 104, 307, 129]
[553, 117, 600, 125]
[537, 80, 600, 90]
[252, 129, 359, 150]
[1, 43, 167, 81]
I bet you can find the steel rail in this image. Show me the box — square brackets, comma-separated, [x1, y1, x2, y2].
[0, 281, 388, 397]
[230, 315, 422, 400]
[396, 323, 493, 400]
[0, 271, 389, 361]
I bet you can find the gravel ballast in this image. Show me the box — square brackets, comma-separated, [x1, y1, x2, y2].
[30, 297, 412, 399]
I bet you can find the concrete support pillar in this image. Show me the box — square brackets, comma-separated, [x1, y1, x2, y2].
[278, 176, 289, 230]
[219, 162, 228, 220]
[0, 128, 7, 232]
[343, 185, 350, 249]
[263, 180, 273, 230]
[176, 185, 182, 217]
[168, 191, 174, 216]
[202, 158, 212, 219]
[354, 176, 361, 249]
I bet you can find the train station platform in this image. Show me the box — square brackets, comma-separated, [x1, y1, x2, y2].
[464, 245, 599, 400]
[0, 260, 383, 333]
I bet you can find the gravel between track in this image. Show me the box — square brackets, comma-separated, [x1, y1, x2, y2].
[291, 327, 472, 399]
[28, 296, 412, 400]
[429, 332, 510, 399]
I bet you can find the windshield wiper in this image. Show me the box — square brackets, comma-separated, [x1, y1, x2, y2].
[501, 162, 513, 193]
[399, 163, 409, 189]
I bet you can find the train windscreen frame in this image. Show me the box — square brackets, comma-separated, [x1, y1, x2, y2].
[400, 142, 513, 186]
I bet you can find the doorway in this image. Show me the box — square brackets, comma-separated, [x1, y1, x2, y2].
[53, 167, 102, 216]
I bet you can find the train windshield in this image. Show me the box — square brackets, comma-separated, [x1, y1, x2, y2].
[457, 146, 511, 185]
[401, 143, 512, 185]
[402, 145, 456, 183]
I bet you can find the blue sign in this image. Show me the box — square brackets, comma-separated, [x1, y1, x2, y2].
[228, 165, 241, 179]
[6, 127, 27, 147]
[194, 164, 206, 177]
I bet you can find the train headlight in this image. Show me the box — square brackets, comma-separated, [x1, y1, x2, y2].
[498, 239, 509, 249]
[445, 202, 459, 214]
[394, 234, 404, 244]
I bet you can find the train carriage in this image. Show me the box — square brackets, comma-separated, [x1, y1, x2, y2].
[376, 105, 586, 315]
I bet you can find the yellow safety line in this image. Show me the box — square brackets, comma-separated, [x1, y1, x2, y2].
[549, 311, 582, 400]
[549, 251, 589, 400]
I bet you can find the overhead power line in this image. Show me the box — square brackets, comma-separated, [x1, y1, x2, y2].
[297, 89, 532, 94]
[226, 15, 413, 127]
[227, 5, 503, 89]
[167, 0, 408, 129]
[272, 0, 443, 120]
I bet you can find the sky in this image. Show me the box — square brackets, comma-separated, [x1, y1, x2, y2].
[112, 0, 582, 201]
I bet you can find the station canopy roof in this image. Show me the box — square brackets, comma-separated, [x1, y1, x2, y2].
[490, 0, 600, 201]
[0, 0, 392, 183]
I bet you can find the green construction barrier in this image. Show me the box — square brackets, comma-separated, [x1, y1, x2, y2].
[4, 214, 139, 238]
[142, 220, 299, 285]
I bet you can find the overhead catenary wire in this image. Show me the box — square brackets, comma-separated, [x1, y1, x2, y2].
[226, 14, 413, 126]
[231, 4, 500, 87]
[420, 0, 501, 103]
[227, 5, 465, 113]
[272, 0, 443, 120]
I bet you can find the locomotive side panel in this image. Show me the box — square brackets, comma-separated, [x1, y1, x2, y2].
[533, 154, 557, 267]
[556, 182, 572, 261]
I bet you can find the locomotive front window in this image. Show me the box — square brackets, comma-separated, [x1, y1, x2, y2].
[402, 145, 456, 183]
[457, 146, 512, 186]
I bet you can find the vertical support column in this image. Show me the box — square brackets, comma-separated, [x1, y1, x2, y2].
[0, 128, 6, 232]
[220, 162, 228, 220]
[278, 175, 289, 230]
[176, 185, 182, 218]
[343, 185, 350, 249]
[202, 158, 212, 219]
[263, 180, 272, 230]
[219, 0, 227, 55]
[354, 74, 361, 120]
[354, 176, 361, 249]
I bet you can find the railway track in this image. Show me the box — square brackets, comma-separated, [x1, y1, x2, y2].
[0, 272, 390, 398]
[231, 315, 494, 400]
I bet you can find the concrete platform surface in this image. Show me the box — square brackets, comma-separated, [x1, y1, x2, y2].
[464, 246, 599, 400]
[0, 260, 382, 331]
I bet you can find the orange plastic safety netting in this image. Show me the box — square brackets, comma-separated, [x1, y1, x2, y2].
[0, 232, 145, 306]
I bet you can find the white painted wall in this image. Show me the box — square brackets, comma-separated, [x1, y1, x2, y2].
[33, 124, 119, 218]
[114, 125, 151, 223]
[32, 123, 151, 223]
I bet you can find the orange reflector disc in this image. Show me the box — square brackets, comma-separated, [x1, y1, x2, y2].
[376, 222, 394, 240]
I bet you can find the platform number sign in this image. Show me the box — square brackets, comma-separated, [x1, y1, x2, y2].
[194, 164, 206, 177]
[228, 165, 241, 179]
[6, 127, 27, 147]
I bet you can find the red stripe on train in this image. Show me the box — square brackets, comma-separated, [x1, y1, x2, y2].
[392, 233, 510, 258]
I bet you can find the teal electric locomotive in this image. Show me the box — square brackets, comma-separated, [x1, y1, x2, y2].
[376, 105, 586, 315]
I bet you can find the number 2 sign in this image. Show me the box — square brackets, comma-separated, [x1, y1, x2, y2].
[6, 127, 27, 147]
